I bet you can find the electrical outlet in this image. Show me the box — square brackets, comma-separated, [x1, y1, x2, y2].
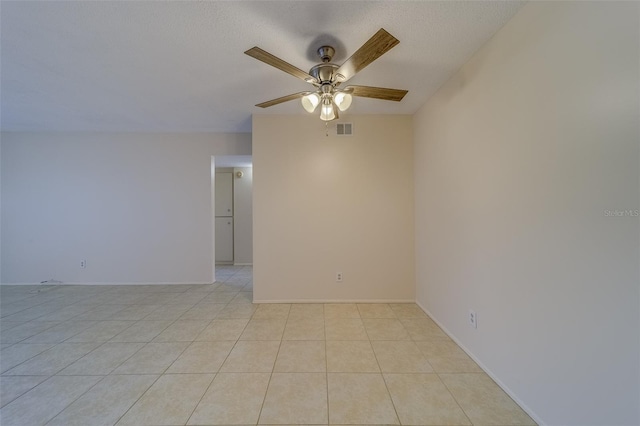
[469, 310, 477, 329]
[80, 259, 87, 269]
[336, 272, 343, 282]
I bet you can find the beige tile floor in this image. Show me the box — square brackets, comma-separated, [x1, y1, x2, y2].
[0, 266, 536, 425]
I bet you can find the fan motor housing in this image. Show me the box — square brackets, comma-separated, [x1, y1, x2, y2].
[309, 63, 339, 84]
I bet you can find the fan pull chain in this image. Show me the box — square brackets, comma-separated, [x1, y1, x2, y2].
[325, 121, 329, 137]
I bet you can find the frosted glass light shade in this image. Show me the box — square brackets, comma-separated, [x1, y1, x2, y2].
[334, 92, 352, 111]
[320, 103, 335, 121]
[301, 93, 320, 113]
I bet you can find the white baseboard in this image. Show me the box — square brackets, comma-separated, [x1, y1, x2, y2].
[253, 298, 415, 304]
[414, 300, 545, 426]
[0, 281, 213, 286]
[233, 263, 253, 266]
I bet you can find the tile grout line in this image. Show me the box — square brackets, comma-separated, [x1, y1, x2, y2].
[180, 371, 216, 426]
[254, 303, 288, 426]
[40, 373, 107, 426]
[437, 372, 475, 426]
[364, 308, 403, 426]
[0, 375, 48, 410]
[1, 285, 194, 373]
[1, 320, 65, 346]
[110, 274, 231, 425]
[183, 296, 254, 425]
[110, 372, 164, 424]
[92, 303, 189, 377]
[0, 286, 104, 322]
[324, 303, 330, 426]
[2, 302, 107, 370]
[0, 343, 55, 374]
[111, 277, 241, 426]
[410, 303, 476, 426]
[109, 314, 200, 425]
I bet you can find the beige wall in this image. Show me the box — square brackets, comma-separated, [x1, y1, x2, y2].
[1, 132, 251, 284]
[413, 2, 639, 425]
[253, 115, 414, 302]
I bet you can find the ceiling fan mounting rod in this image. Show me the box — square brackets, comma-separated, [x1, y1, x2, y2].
[317, 46, 335, 62]
[308, 45, 340, 85]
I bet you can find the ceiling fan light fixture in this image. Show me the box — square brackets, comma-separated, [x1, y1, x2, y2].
[301, 93, 320, 113]
[320, 102, 336, 121]
[334, 92, 352, 112]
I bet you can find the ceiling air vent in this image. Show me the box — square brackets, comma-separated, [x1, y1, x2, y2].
[336, 123, 353, 136]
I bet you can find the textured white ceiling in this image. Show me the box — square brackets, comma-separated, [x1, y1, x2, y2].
[0, 1, 524, 133]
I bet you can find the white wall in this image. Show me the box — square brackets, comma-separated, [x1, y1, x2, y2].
[1, 132, 251, 284]
[253, 115, 414, 302]
[233, 167, 253, 265]
[414, 2, 639, 425]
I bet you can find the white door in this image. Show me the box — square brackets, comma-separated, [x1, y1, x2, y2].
[215, 217, 234, 263]
[215, 172, 234, 263]
[215, 172, 233, 217]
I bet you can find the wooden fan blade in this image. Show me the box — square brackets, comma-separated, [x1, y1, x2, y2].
[345, 85, 408, 101]
[335, 29, 399, 83]
[255, 92, 308, 108]
[245, 47, 317, 83]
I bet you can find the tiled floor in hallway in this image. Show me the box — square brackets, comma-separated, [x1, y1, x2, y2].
[0, 266, 536, 425]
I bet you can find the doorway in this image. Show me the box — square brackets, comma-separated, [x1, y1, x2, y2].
[212, 155, 253, 270]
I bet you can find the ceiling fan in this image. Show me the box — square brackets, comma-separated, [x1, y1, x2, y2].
[245, 28, 408, 121]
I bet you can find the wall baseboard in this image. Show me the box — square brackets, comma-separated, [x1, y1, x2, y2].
[253, 298, 415, 304]
[233, 263, 253, 266]
[414, 300, 545, 426]
[0, 281, 213, 286]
